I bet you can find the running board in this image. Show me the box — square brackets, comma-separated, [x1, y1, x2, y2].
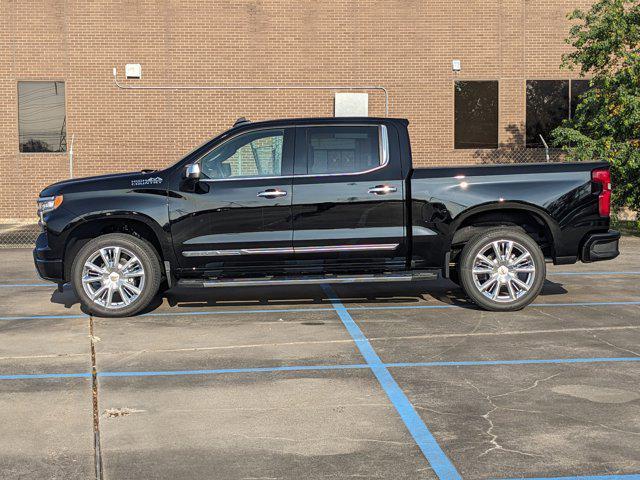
[178, 271, 438, 288]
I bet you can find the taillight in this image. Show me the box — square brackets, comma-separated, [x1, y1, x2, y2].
[592, 168, 611, 217]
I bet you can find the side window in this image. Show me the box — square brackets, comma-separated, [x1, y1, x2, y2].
[306, 126, 381, 175]
[200, 129, 284, 179]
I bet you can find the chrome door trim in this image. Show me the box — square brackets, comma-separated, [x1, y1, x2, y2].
[182, 243, 399, 257]
[183, 247, 294, 257]
[295, 243, 398, 253]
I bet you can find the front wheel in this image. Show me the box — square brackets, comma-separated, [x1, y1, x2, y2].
[71, 233, 162, 317]
[458, 228, 545, 311]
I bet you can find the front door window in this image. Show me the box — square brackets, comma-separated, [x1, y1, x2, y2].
[200, 129, 284, 179]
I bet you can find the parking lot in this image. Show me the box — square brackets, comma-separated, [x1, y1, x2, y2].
[1, 237, 639, 480]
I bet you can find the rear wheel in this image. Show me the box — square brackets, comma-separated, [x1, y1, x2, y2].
[458, 228, 545, 311]
[71, 233, 161, 317]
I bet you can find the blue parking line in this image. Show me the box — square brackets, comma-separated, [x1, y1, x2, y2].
[322, 284, 461, 480]
[98, 363, 369, 377]
[0, 372, 91, 380]
[0, 313, 88, 321]
[2, 356, 640, 381]
[0, 283, 51, 288]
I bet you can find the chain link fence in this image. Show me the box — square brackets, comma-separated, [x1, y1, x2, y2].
[0, 219, 41, 248]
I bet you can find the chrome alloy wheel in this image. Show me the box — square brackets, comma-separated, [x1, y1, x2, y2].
[81, 246, 146, 309]
[471, 239, 536, 303]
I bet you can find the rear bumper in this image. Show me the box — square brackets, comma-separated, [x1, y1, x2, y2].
[33, 232, 64, 283]
[581, 230, 620, 262]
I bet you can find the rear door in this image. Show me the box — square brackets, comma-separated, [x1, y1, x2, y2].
[291, 123, 407, 273]
[169, 127, 295, 276]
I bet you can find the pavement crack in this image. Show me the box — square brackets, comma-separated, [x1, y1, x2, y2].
[588, 331, 640, 357]
[465, 375, 560, 459]
[89, 315, 103, 480]
[414, 405, 462, 416]
[490, 373, 561, 399]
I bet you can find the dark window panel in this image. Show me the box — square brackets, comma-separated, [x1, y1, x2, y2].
[526, 80, 569, 148]
[570, 79, 590, 119]
[454, 81, 499, 149]
[306, 126, 380, 174]
[18, 81, 66, 153]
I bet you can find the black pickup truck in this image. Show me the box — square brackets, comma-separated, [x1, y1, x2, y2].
[34, 117, 619, 317]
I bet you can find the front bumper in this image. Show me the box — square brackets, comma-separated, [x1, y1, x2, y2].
[581, 230, 620, 262]
[33, 232, 64, 282]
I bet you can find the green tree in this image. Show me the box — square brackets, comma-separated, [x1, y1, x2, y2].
[552, 0, 640, 216]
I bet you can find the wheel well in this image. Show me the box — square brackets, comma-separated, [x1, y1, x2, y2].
[450, 209, 554, 264]
[64, 219, 164, 281]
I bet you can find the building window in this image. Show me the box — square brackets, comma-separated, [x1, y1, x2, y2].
[18, 81, 66, 153]
[454, 81, 499, 149]
[570, 80, 590, 119]
[526, 79, 590, 148]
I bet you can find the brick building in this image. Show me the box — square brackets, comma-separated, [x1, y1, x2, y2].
[0, 0, 594, 219]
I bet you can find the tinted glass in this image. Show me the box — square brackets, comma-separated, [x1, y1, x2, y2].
[526, 80, 569, 148]
[570, 80, 590, 119]
[306, 126, 380, 174]
[454, 81, 499, 149]
[18, 81, 66, 153]
[200, 129, 284, 179]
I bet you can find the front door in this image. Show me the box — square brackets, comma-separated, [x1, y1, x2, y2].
[291, 123, 407, 273]
[169, 127, 295, 276]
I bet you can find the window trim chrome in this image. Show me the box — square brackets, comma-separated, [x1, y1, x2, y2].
[196, 123, 390, 183]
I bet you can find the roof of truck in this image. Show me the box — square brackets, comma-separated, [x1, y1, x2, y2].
[229, 117, 409, 129]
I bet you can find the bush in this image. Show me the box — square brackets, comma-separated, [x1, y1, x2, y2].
[552, 0, 640, 216]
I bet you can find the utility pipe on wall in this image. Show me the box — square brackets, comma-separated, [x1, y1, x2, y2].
[112, 68, 389, 116]
[68, 133, 75, 178]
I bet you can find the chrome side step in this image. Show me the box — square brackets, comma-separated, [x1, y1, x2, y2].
[178, 271, 438, 288]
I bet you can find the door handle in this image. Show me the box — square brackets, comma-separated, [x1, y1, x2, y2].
[368, 185, 397, 195]
[257, 189, 287, 198]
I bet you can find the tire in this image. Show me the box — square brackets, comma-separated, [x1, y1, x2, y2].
[458, 227, 545, 311]
[71, 233, 162, 317]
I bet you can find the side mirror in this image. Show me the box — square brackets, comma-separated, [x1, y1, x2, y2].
[185, 163, 201, 179]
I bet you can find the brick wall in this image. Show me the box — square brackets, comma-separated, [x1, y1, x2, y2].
[0, 0, 595, 219]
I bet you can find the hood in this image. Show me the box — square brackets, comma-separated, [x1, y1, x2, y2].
[39, 170, 167, 197]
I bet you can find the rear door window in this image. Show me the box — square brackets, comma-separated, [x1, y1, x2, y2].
[304, 126, 381, 175]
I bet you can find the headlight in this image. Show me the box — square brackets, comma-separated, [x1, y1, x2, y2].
[37, 195, 63, 218]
